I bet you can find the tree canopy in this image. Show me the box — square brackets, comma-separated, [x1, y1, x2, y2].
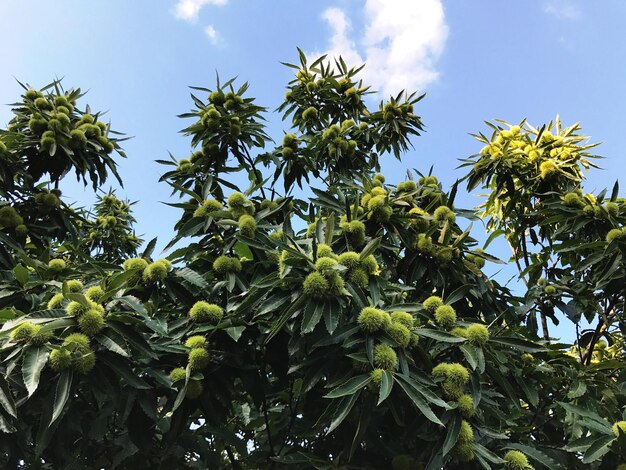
[0, 51, 625, 469]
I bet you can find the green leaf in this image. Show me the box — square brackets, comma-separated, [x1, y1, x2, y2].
[442, 414, 461, 456]
[22, 346, 49, 397]
[323, 300, 340, 334]
[504, 443, 565, 469]
[0, 375, 17, 418]
[490, 336, 545, 352]
[583, 436, 616, 463]
[325, 374, 371, 398]
[557, 402, 612, 433]
[377, 370, 393, 405]
[99, 354, 150, 389]
[445, 285, 469, 305]
[301, 301, 324, 334]
[415, 329, 466, 343]
[328, 391, 361, 433]
[12, 264, 29, 286]
[225, 326, 245, 342]
[265, 294, 306, 343]
[97, 331, 131, 357]
[359, 237, 381, 260]
[460, 343, 479, 370]
[106, 270, 139, 292]
[50, 369, 72, 426]
[118, 296, 149, 316]
[567, 380, 587, 399]
[474, 443, 505, 465]
[175, 267, 208, 288]
[395, 375, 443, 426]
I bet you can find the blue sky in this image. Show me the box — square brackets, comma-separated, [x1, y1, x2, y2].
[1, 0, 625, 339]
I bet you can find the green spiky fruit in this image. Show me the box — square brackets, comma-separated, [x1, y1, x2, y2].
[544, 285, 556, 295]
[10, 322, 38, 342]
[238, 214, 256, 238]
[317, 244, 336, 259]
[34, 97, 50, 109]
[49, 349, 72, 371]
[458, 420, 474, 444]
[315, 257, 337, 273]
[185, 335, 208, 349]
[367, 195, 386, 211]
[503, 450, 530, 469]
[373, 344, 397, 370]
[348, 267, 369, 287]
[457, 394, 474, 418]
[606, 228, 626, 243]
[606, 202, 619, 216]
[186, 380, 203, 399]
[387, 322, 411, 348]
[227, 192, 247, 208]
[31, 329, 52, 346]
[73, 350, 96, 374]
[338, 251, 360, 268]
[357, 307, 391, 333]
[390, 311, 413, 329]
[282, 133, 297, 147]
[370, 368, 384, 386]
[62, 333, 90, 352]
[70, 129, 87, 146]
[613, 421, 626, 436]
[48, 259, 66, 272]
[361, 255, 379, 275]
[454, 443, 475, 462]
[465, 324, 489, 346]
[143, 260, 170, 282]
[341, 219, 366, 247]
[66, 301, 87, 317]
[563, 192, 581, 207]
[303, 272, 329, 298]
[0, 206, 22, 228]
[14, 224, 28, 238]
[302, 106, 318, 121]
[434, 305, 456, 328]
[189, 301, 223, 324]
[194, 199, 223, 217]
[123, 257, 148, 272]
[47, 293, 65, 310]
[539, 160, 557, 179]
[188, 348, 210, 370]
[326, 273, 345, 295]
[78, 309, 105, 335]
[451, 327, 467, 337]
[213, 255, 242, 274]
[433, 205, 456, 224]
[209, 90, 225, 105]
[397, 181, 417, 193]
[423, 296, 443, 313]
[24, 89, 40, 100]
[85, 286, 105, 303]
[66, 280, 83, 293]
[170, 367, 187, 382]
[448, 363, 470, 384]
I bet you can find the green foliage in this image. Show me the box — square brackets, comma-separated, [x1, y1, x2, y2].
[1, 51, 626, 470]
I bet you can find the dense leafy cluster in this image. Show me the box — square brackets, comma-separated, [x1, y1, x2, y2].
[0, 53, 625, 469]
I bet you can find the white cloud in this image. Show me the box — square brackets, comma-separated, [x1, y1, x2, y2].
[174, 0, 228, 22]
[204, 24, 220, 45]
[544, 0, 582, 20]
[317, 0, 448, 96]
